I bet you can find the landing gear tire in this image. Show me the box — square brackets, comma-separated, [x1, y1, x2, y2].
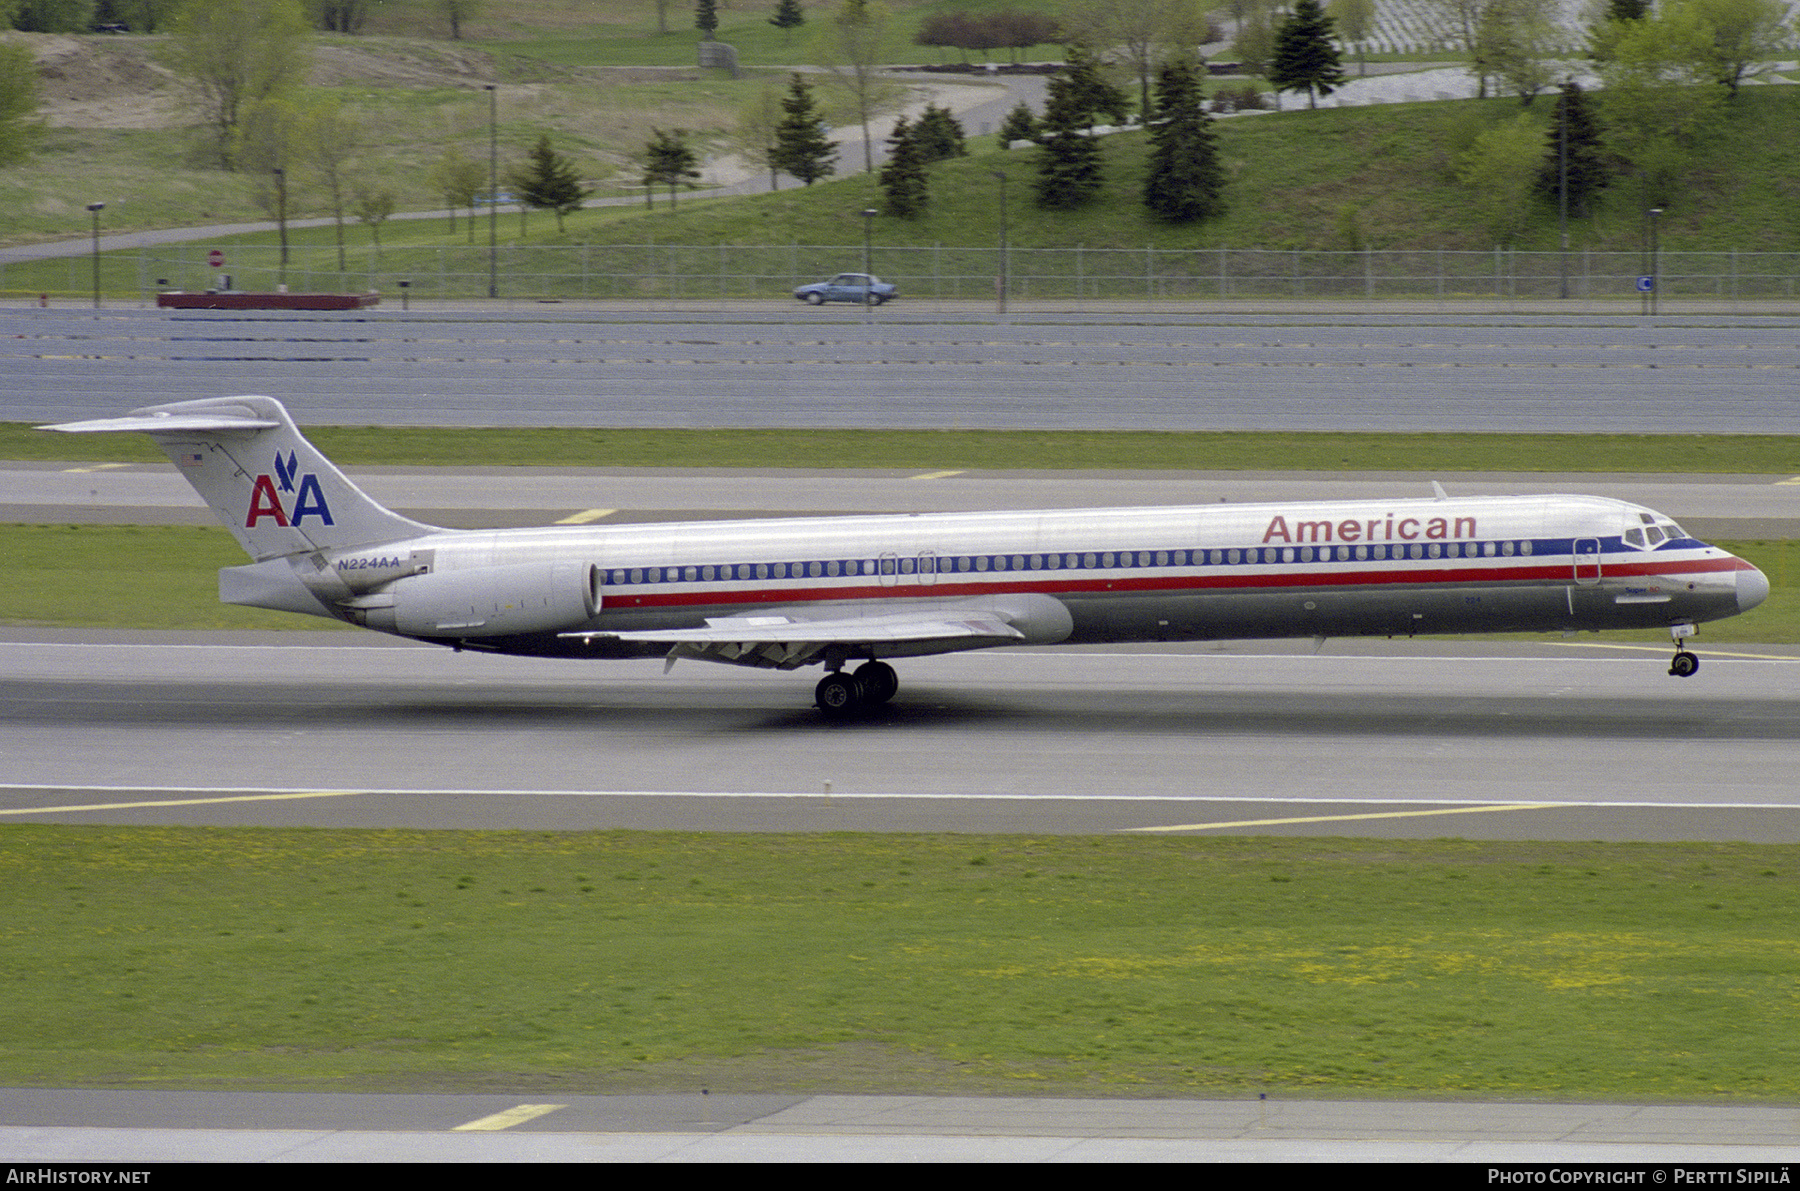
[815, 672, 865, 718]
[1669, 650, 1700, 678]
[854, 660, 898, 705]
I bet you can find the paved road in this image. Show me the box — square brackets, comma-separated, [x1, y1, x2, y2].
[4, 307, 1798, 432]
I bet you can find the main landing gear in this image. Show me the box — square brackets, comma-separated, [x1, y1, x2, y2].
[1668, 622, 1700, 678]
[815, 660, 899, 719]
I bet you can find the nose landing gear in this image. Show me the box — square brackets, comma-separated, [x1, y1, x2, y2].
[1668, 622, 1700, 678]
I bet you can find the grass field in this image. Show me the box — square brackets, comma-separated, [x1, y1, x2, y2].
[3, 826, 1797, 1098]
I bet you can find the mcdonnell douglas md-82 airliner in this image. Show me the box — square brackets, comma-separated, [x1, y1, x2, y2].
[44, 396, 1768, 718]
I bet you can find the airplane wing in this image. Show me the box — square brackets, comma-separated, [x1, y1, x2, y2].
[563, 599, 1063, 670]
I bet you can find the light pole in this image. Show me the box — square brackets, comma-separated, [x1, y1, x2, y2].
[85, 202, 104, 309]
[860, 207, 877, 311]
[272, 167, 289, 280]
[1648, 207, 1662, 316]
[486, 84, 499, 300]
[989, 170, 1008, 315]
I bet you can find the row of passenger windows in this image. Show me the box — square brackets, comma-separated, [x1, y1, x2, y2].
[603, 539, 1538, 586]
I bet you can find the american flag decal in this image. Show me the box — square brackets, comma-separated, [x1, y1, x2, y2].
[178, 452, 203, 467]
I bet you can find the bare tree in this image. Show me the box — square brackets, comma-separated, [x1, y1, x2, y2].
[816, 0, 891, 173]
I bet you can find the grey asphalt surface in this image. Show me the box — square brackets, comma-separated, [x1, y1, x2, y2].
[4, 306, 1799, 432]
[4, 1089, 1798, 1162]
[5, 632, 1799, 840]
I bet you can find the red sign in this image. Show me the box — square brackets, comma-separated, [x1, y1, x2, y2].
[207, 250, 225, 268]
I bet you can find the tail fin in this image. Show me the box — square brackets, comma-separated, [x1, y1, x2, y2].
[40, 396, 436, 561]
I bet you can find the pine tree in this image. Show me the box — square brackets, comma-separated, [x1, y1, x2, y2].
[1268, 0, 1346, 109]
[514, 133, 589, 232]
[1034, 72, 1104, 210]
[771, 73, 836, 186]
[642, 128, 701, 208]
[878, 115, 929, 218]
[768, 0, 805, 44]
[1532, 81, 1611, 218]
[1061, 44, 1132, 130]
[913, 103, 967, 163]
[997, 101, 1040, 147]
[696, 0, 719, 37]
[1142, 57, 1226, 224]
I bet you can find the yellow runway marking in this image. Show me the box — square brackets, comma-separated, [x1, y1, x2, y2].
[910, 469, 964, 480]
[1775, 476, 1800, 485]
[554, 508, 615, 525]
[1553, 641, 1800, 660]
[1126, 803, 1556, 834]
[0, 791, 365, 816]
[454, 1104, 567, 1131]
[62, 462, 130, 474]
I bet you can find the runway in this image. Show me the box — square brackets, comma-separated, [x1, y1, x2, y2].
[6, 633, 1799, 841]
[6, 1089, 1799, 1163]
[5, 306, 1800, 432]
[6, 462, 1799, 541]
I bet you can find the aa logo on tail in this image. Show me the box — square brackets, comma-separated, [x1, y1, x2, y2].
[247, 450, 335, 527]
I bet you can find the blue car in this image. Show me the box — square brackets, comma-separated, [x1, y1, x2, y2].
[793, 273, 898, 306]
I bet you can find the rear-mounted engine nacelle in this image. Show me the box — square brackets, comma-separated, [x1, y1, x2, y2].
[347, 560, 598, 637]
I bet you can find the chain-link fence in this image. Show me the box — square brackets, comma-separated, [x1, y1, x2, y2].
[13, 244, 1800, 305]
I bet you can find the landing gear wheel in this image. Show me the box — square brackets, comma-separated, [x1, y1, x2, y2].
[1669, 650, 1700, 678]
[854, 661, 898, 705]
[815, 672, 864, 718]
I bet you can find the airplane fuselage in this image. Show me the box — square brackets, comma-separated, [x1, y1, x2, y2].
[263, 493, 1758, 662]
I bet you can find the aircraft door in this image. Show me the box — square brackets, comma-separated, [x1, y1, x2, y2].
[1573, 538, 1601, 585]
[917, 549, 939, 586]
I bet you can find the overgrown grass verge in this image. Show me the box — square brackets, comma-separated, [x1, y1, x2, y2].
[7, 423, 1800, 473]
[3, 525, 1794, 640]
[3, 825, 1796, 1098]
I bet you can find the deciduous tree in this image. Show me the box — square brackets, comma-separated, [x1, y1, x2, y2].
[165, 0, 311, 170]
[429, 146, 486, 239]
[814, 0, 889, 172]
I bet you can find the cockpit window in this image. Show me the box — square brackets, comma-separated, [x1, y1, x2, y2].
[1626, 511, 1686, 548]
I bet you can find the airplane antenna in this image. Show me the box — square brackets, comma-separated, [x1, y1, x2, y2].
[1431, 481, 1449, 500]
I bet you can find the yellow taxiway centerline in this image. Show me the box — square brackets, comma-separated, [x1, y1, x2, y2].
[0, 791, 365, 816]
[1126, 802, 1557, 834]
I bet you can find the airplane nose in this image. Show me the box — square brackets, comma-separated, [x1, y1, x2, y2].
[1738, 564, 1771, 613]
